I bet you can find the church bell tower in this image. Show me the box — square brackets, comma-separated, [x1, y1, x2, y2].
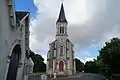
[56, 3, 68, 39]
[46, 3, 76, 76]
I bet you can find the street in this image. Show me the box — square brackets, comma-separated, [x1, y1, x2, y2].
[28, 73, 108, 80]
[51, 73, 107, 80]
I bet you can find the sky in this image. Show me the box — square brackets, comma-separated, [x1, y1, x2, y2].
[15, 0, 120, 63]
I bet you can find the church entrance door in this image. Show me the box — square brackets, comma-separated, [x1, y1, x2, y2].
[59, 61, 64, 72]
[6, 44, 21, 80]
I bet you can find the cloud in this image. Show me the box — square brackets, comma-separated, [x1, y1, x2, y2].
[68, 0, 120, 48]
[75, 56, 96, 63]
[30, 0, 120, 62]
[85, 57, 96, 62]
[41, 55, 47, 64]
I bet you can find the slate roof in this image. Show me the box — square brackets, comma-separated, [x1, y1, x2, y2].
[57, 3, 68, 23]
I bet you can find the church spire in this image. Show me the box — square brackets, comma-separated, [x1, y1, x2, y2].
[57, 3, 68, 23]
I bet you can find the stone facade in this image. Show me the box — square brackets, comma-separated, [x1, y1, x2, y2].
[0, 0, 33, 80]
[46, 3, 76, 76]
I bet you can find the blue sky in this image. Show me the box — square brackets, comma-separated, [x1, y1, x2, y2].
[15, 0, 120, 63]
[15, 0, 37, 17]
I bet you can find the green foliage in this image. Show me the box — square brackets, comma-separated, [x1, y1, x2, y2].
[99, 38, 120, 74]
[95, 59, 111, 79]
[29, 50, 46, 73]
[75, 58, 84, 73]
[29, 72, 45, 77]
[72, 37, 120, 79]
[84, 61, 99, 73]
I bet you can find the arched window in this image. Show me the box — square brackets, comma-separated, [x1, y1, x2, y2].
[62, 27, 64, 33]
[60, 26, 64, 34]
[60, 46, 63, 56]
[59, 61, 64, 71]
[60, 27, 62, 33]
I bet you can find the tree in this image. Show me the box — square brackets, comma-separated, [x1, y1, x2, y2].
[99, 38, 120, 74]
[29, 50, 46, 73]
[95, 58, 111, 78]
[75, 58, 84, 73]
[84, 61, 99, 73]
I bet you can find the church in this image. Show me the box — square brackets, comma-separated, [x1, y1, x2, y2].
[46, 3, 76, 76]
[0, 0, 34, 80]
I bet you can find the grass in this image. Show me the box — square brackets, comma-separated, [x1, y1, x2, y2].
[29, 72, 46, 77]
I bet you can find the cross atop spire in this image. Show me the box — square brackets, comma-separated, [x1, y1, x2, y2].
[57, 3, 68, 23]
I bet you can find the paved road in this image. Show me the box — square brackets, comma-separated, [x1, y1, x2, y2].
[28, 73, 108, 80]
[52, 73, 107, 80]
[67, 75, 106, 80]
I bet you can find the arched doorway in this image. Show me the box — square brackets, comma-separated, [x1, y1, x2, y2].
[59, 61, 64, 72]
[6, 44, 21, 80]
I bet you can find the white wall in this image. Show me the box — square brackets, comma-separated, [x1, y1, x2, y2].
[0, 2, 29, 79]
[0, 0, 12, 80]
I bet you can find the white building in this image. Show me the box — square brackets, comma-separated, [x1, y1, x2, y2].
[46, 3, 76, 76]
[0, 0, 33, 80]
